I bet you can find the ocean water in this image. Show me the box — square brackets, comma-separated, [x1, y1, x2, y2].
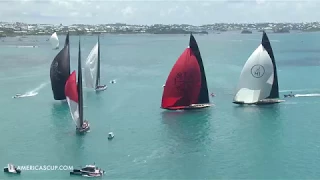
[1, 31, 320, 179]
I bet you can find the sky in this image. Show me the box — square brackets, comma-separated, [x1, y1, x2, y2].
[0, 0, 319, 25]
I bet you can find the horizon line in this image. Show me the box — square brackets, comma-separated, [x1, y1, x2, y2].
[1, 21, 320, 26]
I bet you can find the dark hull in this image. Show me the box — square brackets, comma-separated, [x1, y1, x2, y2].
[70, 169, 105, 176]
[4, 168, 21, 174]
[70, 169, 82, 175]
[163, 104, 211, 111]
[284, 95, 295, 98]
[95, 85, 107, 92]
[233, 99, 284, 105]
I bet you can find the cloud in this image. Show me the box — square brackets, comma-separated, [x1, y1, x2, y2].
[0, 0, 319, 25]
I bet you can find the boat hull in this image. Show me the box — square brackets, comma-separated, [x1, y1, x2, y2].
[95, 85, 107, 92]
[76, 126, 90, 134]
[162, 104, 212, 110]
[3, 168, 21, 174]
[70, 169, 105, 177]
[70, 169, 82, 175]
[233, 99, 284, 105]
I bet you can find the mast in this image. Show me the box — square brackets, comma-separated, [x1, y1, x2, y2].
[95, 35, 101, 87]
[262, 31, 279, 99]
[77, 37, 84, 127]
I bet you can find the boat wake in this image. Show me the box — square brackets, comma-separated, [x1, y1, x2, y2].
[13, 92, 38, 98]
[14, 82, 49, 98]
[280, 89, 320, 93]
[294, 93, 320, 97]
[17, 45, 38, 48]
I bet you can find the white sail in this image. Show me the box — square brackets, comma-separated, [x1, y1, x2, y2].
[84, 42, 99, 88]
[233, 44, 274, 104]
[49, 32, 59, 49]
[66, 97, 81, 128]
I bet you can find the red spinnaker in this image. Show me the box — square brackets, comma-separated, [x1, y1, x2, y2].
[65, 71, 78, 103]
[161, 48, 201, 109]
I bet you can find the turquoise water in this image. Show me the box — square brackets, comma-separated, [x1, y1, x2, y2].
[1, 32, 320, 179]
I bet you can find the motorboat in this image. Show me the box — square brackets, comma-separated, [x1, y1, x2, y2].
[3, 164, 21, 174]
[12, 94, 22, 98]
[110, 80, 116, 84]
[70, 164, 105, 177]
[284, 93, 295, 98]
[108, 132, 114, 140]
[95, 85, 107, 92]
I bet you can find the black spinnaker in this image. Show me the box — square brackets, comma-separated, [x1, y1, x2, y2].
[189, 33, 210, 104]
[50, 32, 70, 100]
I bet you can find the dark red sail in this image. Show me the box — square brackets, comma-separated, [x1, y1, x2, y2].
[161, 48, 201, 110]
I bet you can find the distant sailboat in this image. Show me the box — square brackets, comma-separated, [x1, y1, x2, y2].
[84, 36, 107, 91]
[50, 32, 59, 50]
[50, 32, 70, 100]
[65, 38, 90, 134]
[233, 31, 284, 105]
[161, 33, 211, 110]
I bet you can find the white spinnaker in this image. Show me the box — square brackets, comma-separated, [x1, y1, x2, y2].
[49, 32, 59, 49]
[234, 44, 274, 103]
[84, 43, 99, 88]
[66, 97, 81, 128]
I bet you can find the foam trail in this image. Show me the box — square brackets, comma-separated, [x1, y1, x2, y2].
[280, 89, 320, 93]
[294, 93, 320, 97]
[14, 82, 49, 98]
[27, 82, 49, 94]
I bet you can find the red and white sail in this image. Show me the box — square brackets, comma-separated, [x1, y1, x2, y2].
[161, 47, 201, 109]
[65, 71, 80, 128]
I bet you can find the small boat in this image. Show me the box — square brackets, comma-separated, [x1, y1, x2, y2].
[284, 93, 295, 98]
[3, 164, 21, 174]
[161, 33, 211, 110]
[108, 132, 114, 140]
[12, 94, 22, 98]
[50, 32, 70, 101]
[65, 38, 90, 134]
[84, 35, 107, 92]
[70, 164, 105, 177]
[110, 80, 116, 84]
[233, 31, 284, 105]
[49, 32, 59, 50]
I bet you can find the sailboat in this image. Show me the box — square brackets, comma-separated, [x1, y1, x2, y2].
[161, 33, 211, 110]
[50, 32, 70, 100]
[65, 38, 90, 133]
[50, 32, 59, 50]
[84, 36, 107, 91]
[233, 31, 284, 105]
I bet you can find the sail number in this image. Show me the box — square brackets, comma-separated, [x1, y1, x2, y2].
[251, 65, 265, 78]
